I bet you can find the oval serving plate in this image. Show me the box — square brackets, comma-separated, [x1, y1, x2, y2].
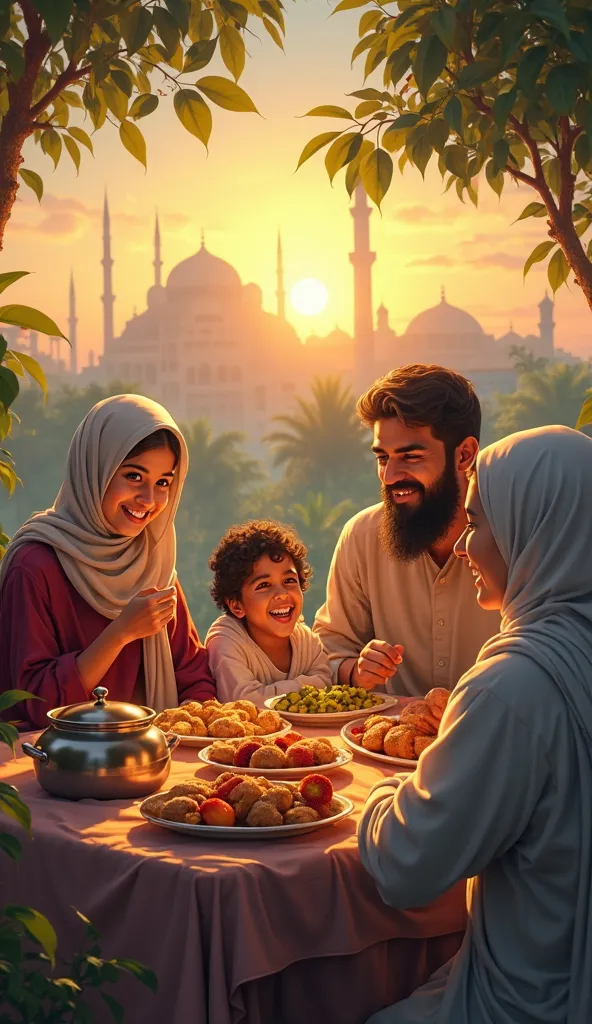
[173, 718, 292, 749]
[340, 717, 417, 769]
[197, 743, 353, 779]
[264, 694, 399, 728]
[140, 794, 355, 839]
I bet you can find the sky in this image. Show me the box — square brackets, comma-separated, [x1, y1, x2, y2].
[2, 0, 591, 366]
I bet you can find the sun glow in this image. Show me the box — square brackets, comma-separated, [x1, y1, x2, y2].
[290, 278, 329, 317]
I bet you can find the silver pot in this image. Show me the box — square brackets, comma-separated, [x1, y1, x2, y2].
[22, 686, 178, 801]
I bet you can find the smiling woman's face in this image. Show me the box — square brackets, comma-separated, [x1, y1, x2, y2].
[101, 445, 176, 537]
[454, 474, 508, 610]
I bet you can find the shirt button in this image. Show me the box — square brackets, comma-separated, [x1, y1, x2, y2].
[437, 619, 444, 626]
[439, 577, 447, 584]
[438, 660, 445, 667]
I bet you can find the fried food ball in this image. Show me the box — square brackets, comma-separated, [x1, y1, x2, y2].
[246, 799, 283, 827]
[229, 780, 266, 820]
[316, 797, 343, 819]
[414, 734, 437, 757]
[249, 746, 289, 769]
[154, 712, 172, 729]
[362, 721, 393, 752]
[215, 771, 240, 787]
[168, 781, 214, 800]
[168, 709, 193, 725]
[256, 709, 282, 734]
[160, 796, 199, 822]
[209, 717, 247, 739]
[208, 741, 237, 765]
[425, 688, 450, 721]
[253, 776, 272, 790]
[188, 717, 208, 737]
[140, 794, 168, 817]
[252, 725, 265, 736]
[383, 725, 417, 760]
[283, 805, 320, 824]
[181, 701, 203, 716]
[261, 786, 293, 813]
[202, 699, 222, 709]
[170, 721, 192, 736]
[208, 707, 249, 724]
[242, 722, 257, 736]
[184, 812, 202, 825]
[365, 714, 397, 731]
[232, 700, 259, 723]
[312, 739, 337, 765]
[399, 701, 439, 736]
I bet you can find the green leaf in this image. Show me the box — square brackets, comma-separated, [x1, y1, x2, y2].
[444, 96, 463, 137]
[345, 138, 374, 195]
[0, 832, 22, 861]
[119, 120, 147, 170]
[443, 144, 468, 178]
[325, 132, 363, 182]
[413, 34, 447, 99]
[430, 6, 457, 50]
[546, 64, 580, 115]
[411, 133, 433, 177]
[99, 80, 128, 121]
[30, 0, 72, 43]
[0, 41, 24, 81]
[574, 134, 591, 172]
[355, 99, 382, 119]
[114, 959, 158, 993]
[121, 6, 153, 55]
[389, 112, 421, 129]
[196, 76, 258, 113]
[165, 0, 190, 35]
[348, 88, 383, 101]
[0, 789, 31, 832]
[0, 462, 18, 496]
[18, 168, 43, 202]
[492, 88, 517, 131]
[516, 46, 548, 98]
[304, 105, 353, 120]
[0, 367, 19, 410]
[67, 127, 93, 155]
[11, 352, 48, 396]
[296, 131, 342, 170]
[220, 25, 245, 81]
[457, 58, 500, 89]
[0, 271, 28, 296]
[0, 689, 42, 712]
[547, 247, 569, 293]
[63, 135, 81, 174]
[40, 129, 62, 170]
[173, 88, 212, 147]
[529, 0, 572, 38]
[5, 907, 57, 967]
[427, 117, 449, 153]
[360, 147, 393, 208]
[110, 69, 133, 99]
[359, 11, 382, 37]
[183, 37, 217, 73]
[513, 201, 547, 223]
[128, 94, 158, 121]
[0, 304, 66, 339]
[523, 240, 555, 277]
[332, 0, 370, 11]
[492, 137, 510, 175]
[263, 16, 284, 50]
[102, 993, 124, 1024]
[153, 7, 181, 57]
[576, 395, 592, 430]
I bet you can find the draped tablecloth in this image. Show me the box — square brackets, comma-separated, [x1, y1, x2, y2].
[0, 728, 466, 1024]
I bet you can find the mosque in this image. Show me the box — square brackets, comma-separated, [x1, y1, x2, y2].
[9, 187, 568, 435]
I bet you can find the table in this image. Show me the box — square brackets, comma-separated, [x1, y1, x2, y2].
[0, 727, 466, 1024]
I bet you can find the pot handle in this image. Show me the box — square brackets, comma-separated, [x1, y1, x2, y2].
[166, 733, 180, 754]
[22, 742, 49, 766]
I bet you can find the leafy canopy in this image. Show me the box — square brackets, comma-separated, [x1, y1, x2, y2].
[300, 0, 592, 298]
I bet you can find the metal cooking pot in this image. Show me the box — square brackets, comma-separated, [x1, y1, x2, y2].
[22, 686, 178, 801]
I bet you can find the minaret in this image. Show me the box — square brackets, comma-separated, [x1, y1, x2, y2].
[68, 271, 78, 374]
[153, 212, 162, 287]
[538, 291, 555, 359]
[101, 193, 115, 353]
[349, 184, 376, 393]
[276, 232, 286, 320]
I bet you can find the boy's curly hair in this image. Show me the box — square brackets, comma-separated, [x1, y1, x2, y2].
[209, 519, 312, 612]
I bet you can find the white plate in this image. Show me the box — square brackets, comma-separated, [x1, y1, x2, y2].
[340, 717, 417, 769]
[264, 694, 399, 727]
[197, 744, 353, 778]
[171, 718, 292, 749]
[140, 794, 355, 839]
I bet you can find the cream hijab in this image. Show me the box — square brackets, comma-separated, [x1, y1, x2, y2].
[0, 394, 188, 712]
[476, 425, 592, 1023]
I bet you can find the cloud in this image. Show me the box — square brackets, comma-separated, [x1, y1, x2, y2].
[406, 254, 455, 267]
[470, 252, 524, 270]
[393, 204, 460, 224]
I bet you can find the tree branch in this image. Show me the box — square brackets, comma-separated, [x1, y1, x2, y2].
[29, 62, 92, 119]
[19, 0, 42, 39]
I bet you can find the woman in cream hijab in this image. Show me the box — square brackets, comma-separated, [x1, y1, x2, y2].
[0, 394, 215, 725]
[358, 425, 592, 1024]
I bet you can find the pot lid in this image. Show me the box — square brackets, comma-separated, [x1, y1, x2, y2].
[48, 686, 154, 729]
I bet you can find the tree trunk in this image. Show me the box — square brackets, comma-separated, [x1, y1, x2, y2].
[550, 212, 592, 313]
[0, 112, 30, 251]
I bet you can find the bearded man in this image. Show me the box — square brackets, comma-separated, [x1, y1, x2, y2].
[313, 364, 500, 696]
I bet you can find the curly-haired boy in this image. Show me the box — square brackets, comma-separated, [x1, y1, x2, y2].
[205, 519, 332, 706]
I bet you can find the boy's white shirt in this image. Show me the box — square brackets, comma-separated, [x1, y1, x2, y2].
[205, 612, 333, 707]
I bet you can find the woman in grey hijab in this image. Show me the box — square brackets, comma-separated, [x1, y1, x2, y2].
[358, 425, 592, 1024]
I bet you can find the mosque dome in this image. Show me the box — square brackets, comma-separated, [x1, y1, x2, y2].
[405, 292, 484, 337]
[166, 240, 241, 293]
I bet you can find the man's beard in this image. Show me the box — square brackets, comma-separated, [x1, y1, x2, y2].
[379, 452, 461, 563]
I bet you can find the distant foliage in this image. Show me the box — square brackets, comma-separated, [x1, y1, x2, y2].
[304, 0, 592, 311]
[494, 361, 592, 436]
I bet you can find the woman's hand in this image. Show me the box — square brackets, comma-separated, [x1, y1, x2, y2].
[115, 587, 177, 643]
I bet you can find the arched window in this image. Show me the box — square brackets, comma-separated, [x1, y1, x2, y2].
[198, 363, 211, 385]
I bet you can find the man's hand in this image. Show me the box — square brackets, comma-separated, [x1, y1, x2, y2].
[353, 640, 404, 690]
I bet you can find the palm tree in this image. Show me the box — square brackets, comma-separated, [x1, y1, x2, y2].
[508, 345, 549, 376]
[495, 362, 592, 437]
[264, 376, 373, 504]
[289, 492, 355, 624]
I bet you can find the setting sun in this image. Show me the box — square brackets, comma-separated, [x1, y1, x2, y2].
[290, 278, 329, 317]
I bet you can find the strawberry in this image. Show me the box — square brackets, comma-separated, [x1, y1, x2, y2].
[285, 741, 315, 768]
[233, 740, 263, 767]
[275, 731, 303, 752]
[350, 726, 365, 736]
[299, 773, 333, 809]
[215, 775, 243, 801]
